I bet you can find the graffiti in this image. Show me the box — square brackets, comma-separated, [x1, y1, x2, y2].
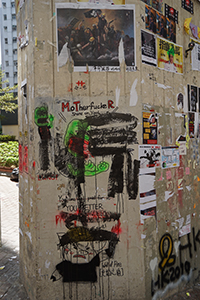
[38, 173, 58, 181]
[55, 111, 139, 204]
[100, 260, 124, 277]
[62, 100, 114, 113]
[34, 105, 54, 171]
[151, 229, 200, 296]
[50, 226, 120, 282]
[56, 210, 120, 228]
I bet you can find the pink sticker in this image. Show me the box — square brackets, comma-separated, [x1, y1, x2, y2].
[166, 170, 171, 180]
[185, 167, 190, 175]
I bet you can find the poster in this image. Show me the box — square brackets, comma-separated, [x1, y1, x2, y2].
[77, 0, 125, 3]
[181, 0, 193, 14]
[145, 5, 157, 34]
[146, 7, 176, 43]
[142, 112, 158, 144]
[141, 30, 157, 67]
[139, 145, 161, 169]
[188, 85, 197, 112]
[177, 93, 184, 110]
[191, 40, 200, 72]
[188, 112, 195, 138]
[141, 0, 163, 13]
[139, 168, 156, 220]
[157, 37, 183, 74]
[165, 4, 178, 24]
[56, 4, 135, 72]
[161, 146, 180, 169]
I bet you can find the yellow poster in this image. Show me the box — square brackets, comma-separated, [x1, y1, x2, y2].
[77, 0, 125, 4]
[157, 37, 183, 74]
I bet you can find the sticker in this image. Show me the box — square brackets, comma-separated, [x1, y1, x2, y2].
[162, 146, 180, 169]
[141, 30, 157, 67]
[179, 142, 187, 155]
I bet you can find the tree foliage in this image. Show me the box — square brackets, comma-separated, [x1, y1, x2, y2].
[0, 70, 18, 113]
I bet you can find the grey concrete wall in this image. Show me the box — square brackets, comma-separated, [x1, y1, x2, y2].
[17, 0, 200, 299]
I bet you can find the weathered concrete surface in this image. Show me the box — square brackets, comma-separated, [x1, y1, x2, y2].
[16, 0, 200, 299]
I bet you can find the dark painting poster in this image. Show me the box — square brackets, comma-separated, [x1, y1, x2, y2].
[188, 85, 197, 112]
[156, 12, 176, 43]
[56, 4, 136, 72]
[143, 112, 157, 144]
[141, 0, 163, 13]
[181, 0, 193, 14]
[165, 4, 178, 24]
[145, 5, 156, 34]
[141, 30, 157, 67]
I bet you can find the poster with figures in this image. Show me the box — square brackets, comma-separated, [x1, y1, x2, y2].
[141, 0, 163, 13]
[157, 37, 183, 74]
[142, 112, 158, 144]
[56, 3, 136, 72]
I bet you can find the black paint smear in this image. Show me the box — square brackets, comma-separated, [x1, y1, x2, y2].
[108, 154, 124, 198]
[55, 254, 100, 282]
[90, 146, 127, 156]
[60, 211, 121, 228]
[38, 126, 51, 171]
[59, 227, 119, 246]
[85, 112, 138, 128]
[127, 155, 140, 200]
[88, 127, 137, 146]
[39, 141, 50, 171]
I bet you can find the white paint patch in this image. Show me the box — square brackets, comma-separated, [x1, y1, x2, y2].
[141, 79, 144, 84]
[141, 234, 146, 239]
[45, 260, 51, 269]
[174, 241, 180, 256]
[118, 38, 124, 64]
[150, 257, 158, 280]
[26, 231, 32, 243]
[156, 83, 172, 89]
[186, 185, 192, 191]
[19, 228, 23, 236]
[115, 86, 120, 107]
[164, 191, 174, 202]
[130, 79, 138, 106]
[175, 113, 183, 117]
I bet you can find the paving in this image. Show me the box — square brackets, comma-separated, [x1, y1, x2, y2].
[0, 175, 29, 299]
[0, 175, 200, 300]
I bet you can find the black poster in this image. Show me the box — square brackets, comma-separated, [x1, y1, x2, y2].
[141, 30, 157, 67]
[165, 4, 178, 24]
[188, 85, 197, 112]
[181, 0, 193, 14]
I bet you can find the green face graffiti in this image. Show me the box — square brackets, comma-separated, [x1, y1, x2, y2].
[34, 106, 54, 128]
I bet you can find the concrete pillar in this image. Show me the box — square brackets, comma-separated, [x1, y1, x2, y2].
[17, 1, 200, 299]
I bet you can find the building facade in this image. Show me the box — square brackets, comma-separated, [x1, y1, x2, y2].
[16, 0, 200, 299]
[0, 0, 18, 138]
